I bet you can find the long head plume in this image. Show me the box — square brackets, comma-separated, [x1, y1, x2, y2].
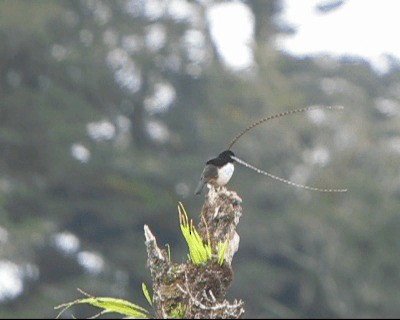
[232, 155, 347, 193]
[227, 105, 344, 150]
[227, 105, 347, 192]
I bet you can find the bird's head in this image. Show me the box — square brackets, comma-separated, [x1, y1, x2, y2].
[218, 150, 235, 163]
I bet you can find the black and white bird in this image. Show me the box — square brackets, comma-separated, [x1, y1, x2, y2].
[194, 105, 348, 195]
[194, 150, 235, 195]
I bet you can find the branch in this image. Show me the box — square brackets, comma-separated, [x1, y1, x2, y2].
[144, 186, 244, 319]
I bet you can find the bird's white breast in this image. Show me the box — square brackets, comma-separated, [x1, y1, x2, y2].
[215, 163, 234, 186]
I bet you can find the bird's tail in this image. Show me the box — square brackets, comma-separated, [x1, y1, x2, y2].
[194, 181, 206, 195]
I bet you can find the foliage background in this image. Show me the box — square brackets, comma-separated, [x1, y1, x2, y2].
[1, 0, 400, 318]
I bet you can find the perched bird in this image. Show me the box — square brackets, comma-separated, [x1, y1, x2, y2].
[194, 150, 235, 195]
[194, 105, 347, 195]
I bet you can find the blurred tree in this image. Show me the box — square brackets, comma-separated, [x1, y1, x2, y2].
[1, 0, 400, 319]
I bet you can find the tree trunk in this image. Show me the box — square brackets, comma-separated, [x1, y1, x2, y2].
[144, 186, 245, 319]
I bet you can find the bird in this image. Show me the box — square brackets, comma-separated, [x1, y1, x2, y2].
[195, 105, 347, 195]
[194, 150, 235, 195]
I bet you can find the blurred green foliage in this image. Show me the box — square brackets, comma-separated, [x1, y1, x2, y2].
[1, 0, 400, 318]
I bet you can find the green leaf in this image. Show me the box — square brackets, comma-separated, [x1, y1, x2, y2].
[165, 243, 171, 261]
[217, 240, 229, 266]
[168, 302, 186, 318]
[178, 202, 212, 265]
[55, 290, 149, 319]
[141, 282, 153, 306]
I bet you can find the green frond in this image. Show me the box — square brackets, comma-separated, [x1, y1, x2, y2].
[141, 283, 153, 306]
[165, 243, 171, 261]
[178, 202, 212, 265]
[168, 302, 186, 318]
[217, 240, 229, 266]
[54, 289, 149, 319]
